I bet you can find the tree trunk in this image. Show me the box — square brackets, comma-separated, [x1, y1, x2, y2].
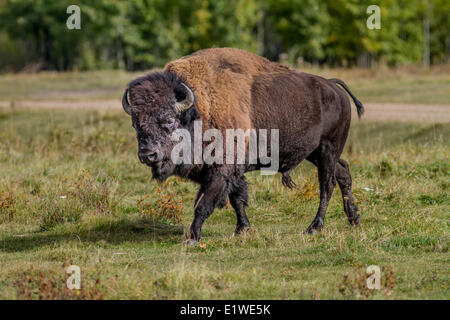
[43, 27, 53, 70]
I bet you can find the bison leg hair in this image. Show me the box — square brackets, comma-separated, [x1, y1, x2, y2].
[335, 159, 361, 225]
[306, 142, 338, 234]
[281, 171, 297, 189]
[189, 170, 229, 243]
[229, 175, 250, 234]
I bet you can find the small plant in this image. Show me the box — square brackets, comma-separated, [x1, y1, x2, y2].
[39, 198, 82, 231]
[382, 265, 395, 296]
[0, 190, 15, 221]
[68, 169, 120, 214]
[338, 263, 395, 299]
[13, 266, 104, 300]
[37, 170, 121, 230]
[379, 159, 393, 177]
[293, 177, 318, 201]
[338, 264, 372, 298]
[137, 187, 185, 225]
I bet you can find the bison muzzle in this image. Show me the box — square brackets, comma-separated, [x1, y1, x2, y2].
[122, 48, 363, 243]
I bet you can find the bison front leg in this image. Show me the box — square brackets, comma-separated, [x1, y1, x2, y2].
[188, 173, 229, 243]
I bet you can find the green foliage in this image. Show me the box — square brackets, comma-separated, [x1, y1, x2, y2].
[264, 0, 329, 62]
[0, 0, 449, 71]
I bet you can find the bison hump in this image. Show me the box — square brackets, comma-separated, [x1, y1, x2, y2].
[164, 48, 287, 133]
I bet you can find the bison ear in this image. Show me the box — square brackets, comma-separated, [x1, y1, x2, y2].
[122, 88, 132, 115]
[180, 106, 200, 126]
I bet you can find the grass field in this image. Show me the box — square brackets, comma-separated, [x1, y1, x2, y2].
[0, 65, 449, 104]
[0, 69, 449, 299]
[0, 108, 448, 299]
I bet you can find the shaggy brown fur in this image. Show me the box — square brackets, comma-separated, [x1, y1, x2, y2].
[165, 47, 291, 133]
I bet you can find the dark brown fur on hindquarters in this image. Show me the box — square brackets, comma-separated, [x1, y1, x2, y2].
[122, 48, 364, 241]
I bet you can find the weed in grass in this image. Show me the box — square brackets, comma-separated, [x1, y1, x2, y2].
[295, 177, 319, 201]
[338, 263, 395, 299]
[378, 159, 393, 177]
[137, 186, 185, 225]
[21, 179, 41, 195]
[36, 169, 122, 230]
[39, 198, 83, 231]
[69, 169, 119, 213]
[0, 190, 15, 221]
[418, 193, 449, 205]
[13, 265, 104, 300]
[382, 265, 395, 296]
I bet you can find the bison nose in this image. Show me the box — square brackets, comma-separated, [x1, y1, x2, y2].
[138, 147, 162, 163]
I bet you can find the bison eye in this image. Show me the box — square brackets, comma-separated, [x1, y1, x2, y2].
[160, 119, 176, 132]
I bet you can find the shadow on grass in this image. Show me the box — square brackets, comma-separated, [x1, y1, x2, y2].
[0, 217, 185, 253]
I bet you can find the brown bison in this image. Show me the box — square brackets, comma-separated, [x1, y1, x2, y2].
[122, 48, 363, 243]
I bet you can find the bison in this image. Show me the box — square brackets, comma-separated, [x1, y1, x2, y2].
[122, 48, 363, 243]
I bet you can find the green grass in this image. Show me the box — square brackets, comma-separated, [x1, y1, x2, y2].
[0, 71, 138, 101]
[313, 65, 450, 105]
[0, 108, 448, 299]
[353, 77, 450, 105]
[0, 66, 449, 104]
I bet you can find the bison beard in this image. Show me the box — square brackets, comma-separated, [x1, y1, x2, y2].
[150, 161, 175, 182]
[122, 48, 363, 242]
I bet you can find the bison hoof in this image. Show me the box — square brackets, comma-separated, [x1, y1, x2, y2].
[188, 239, 198, 245]
[183, 231, 200, 245]
[235, 224, 250, 235]
[305, 218, 324, 234]
[183, 238, 198, 246]
[348, 214, 361, 226]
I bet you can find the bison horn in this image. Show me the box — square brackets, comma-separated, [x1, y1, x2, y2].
[122, 88, 132, 115]
[174, 83, 194, 113]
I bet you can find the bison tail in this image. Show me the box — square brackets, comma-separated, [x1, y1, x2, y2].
[329, 78, 365, 118]
[281, 172, 296, 189]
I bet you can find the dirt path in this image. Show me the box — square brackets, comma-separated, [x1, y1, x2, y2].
[0, 100, 449, 123]
[355, 103, 450, 123]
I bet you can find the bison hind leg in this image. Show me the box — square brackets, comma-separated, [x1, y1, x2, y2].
[336, 158, 361, 226]
[305, 142, 338, 234]
[229, 175, 250, 234]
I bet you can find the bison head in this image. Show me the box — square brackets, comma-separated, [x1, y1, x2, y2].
[122, 72, 198, 181]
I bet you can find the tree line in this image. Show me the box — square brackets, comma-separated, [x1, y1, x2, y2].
[0, 0, 448, 72]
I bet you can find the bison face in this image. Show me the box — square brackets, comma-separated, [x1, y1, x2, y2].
[122, 72, 197, 182]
